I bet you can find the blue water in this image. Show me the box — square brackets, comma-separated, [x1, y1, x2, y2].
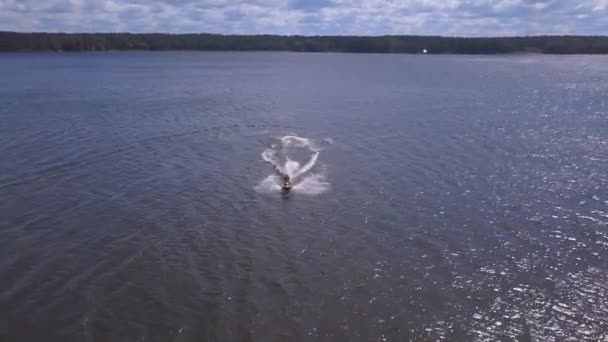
[1, 52, 607, 341]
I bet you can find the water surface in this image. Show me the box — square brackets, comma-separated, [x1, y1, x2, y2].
[1, 52, 607, 341]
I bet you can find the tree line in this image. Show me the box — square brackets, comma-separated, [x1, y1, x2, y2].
[1, 32, 608, 54]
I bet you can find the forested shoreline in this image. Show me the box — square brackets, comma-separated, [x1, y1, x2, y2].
[2, 32, 608, 54]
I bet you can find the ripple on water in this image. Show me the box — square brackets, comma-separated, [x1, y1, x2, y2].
[468, 267, 608, 341]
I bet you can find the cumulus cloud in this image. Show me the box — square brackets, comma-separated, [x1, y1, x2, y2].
[0, 0, 606, 35]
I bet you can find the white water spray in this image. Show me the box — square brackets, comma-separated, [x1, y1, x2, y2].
[256, 135, 330, 195]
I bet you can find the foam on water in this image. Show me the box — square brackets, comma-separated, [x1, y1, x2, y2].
[254, 175, 282, 193]
[292, 173, 330, 195]
[256, 135, 330, 195]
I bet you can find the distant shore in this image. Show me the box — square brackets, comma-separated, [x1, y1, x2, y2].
[1, 32, 608, 54]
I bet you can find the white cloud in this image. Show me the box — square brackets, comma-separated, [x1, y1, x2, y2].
[0, 0, 606, 35]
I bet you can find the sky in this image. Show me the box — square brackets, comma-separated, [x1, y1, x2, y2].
[1, 0, 607, 36]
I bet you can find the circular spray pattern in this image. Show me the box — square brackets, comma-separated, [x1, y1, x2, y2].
[256, 136, 330, 195]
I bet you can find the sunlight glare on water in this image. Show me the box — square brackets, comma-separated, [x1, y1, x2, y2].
[0, 52, 607, 341]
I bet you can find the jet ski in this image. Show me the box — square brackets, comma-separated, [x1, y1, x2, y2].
[281, 175, 293, 192]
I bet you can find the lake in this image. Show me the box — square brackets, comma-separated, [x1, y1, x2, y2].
[0, 52, 607, 341]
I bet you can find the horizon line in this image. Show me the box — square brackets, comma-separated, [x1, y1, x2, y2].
[3, 31, 608, 39]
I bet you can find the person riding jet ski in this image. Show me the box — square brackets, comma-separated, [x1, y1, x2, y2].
[281, 174, 292, 190]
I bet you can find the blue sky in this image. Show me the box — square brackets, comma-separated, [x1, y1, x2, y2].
[1, 0, 607, 36]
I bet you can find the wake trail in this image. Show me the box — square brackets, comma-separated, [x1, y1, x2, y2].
[293, 152, 319, 179]
[256, 135, 330, 195]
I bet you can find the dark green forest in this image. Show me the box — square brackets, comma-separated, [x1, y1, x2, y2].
[1, 32, 608, 54]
